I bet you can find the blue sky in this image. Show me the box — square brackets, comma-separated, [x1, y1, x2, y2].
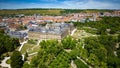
[0, 0, 120, 9]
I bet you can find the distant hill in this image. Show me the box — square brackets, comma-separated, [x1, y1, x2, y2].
[0, 8, 115, 17]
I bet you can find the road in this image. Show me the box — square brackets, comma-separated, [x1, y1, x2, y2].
[0, 57, 11, 68]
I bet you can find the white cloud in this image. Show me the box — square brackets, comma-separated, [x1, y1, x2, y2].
[61, 0, 120, 9]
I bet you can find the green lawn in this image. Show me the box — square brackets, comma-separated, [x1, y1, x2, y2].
[28, 39, 38, 45]
[6, 59, 11, 64]
[20, 43, 40, 54]
[28, 45, 40, 54]
[72, 30, 93, 39]
[77, 27, 97, 34]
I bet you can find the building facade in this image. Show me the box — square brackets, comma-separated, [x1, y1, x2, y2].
[28, 22, 74, 40]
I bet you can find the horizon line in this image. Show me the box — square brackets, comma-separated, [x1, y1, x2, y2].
[0, 8, 120, 10]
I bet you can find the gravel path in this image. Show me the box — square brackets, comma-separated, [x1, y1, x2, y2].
[18, 41, 28, 51]
[71, 60, 77, 68]
[28, 52, 38, 56]
[0, 57, 11, 68]
[71, 29, 77, 36]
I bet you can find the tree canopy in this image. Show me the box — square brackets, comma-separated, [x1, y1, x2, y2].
[10, 51, 23, 68]
[0, 33, 20, 56]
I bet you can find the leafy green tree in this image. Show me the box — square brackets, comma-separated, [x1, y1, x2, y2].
[98, 35, 116, 51]
[62, 36, 76, 49]
[107, 57, 120, 68]
[49, 51, 70, 68]
[97, 26, 107, 35]
[0, 44, 6, 56]
[73, 17, 120, 35]
[70, 48, 79, 60]
[110, 28, 116, 34]
[80, 49, 88, 61]
[118, 34, 120, 42]
[12, 38, 20, 48]
[30, 56, 38, 68]
[95, 46, 107, 62]
[10, 51, 23, 68]
[99, 62, 107, 68]
[24, 52, 28, 61]
[74, 59, 89, 68]
[0, 34, 20, 56]
[22, 62, 30, 68]
[88, 53, 99, 67]
[31, 40, 64, 68]
[117, 48, 120, 58]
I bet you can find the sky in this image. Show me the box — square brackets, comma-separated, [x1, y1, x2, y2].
[0, 0, 120, 9]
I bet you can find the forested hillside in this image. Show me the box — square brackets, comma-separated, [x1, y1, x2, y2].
[0, 9, 113, 17]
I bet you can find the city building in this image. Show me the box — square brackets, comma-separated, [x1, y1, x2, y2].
[28, 22, 74, 40]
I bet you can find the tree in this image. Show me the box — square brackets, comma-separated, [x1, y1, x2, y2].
[0, 34, 20, 56]
[80, 49, 88, 61]
[22, 62, 30, 68]
[88, 53, 99, 67]
[30, 40, 64, 68]
[107, 57, 120, 68]
[49, 51, 71, 68]
[118, 34, 120, 42]
[12, 38, 20, 48]
[95, 46, 107, 62]
[0, 44, 6, 56]
[10, 51, 23, 68]
[70, 48, 79, 60]
[74, 59, 89, 68]
[99, 62, 107, 68]
[62, 36, 76, 49]
[24, 52, 28, 61]
[117, 48, 120, 58]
